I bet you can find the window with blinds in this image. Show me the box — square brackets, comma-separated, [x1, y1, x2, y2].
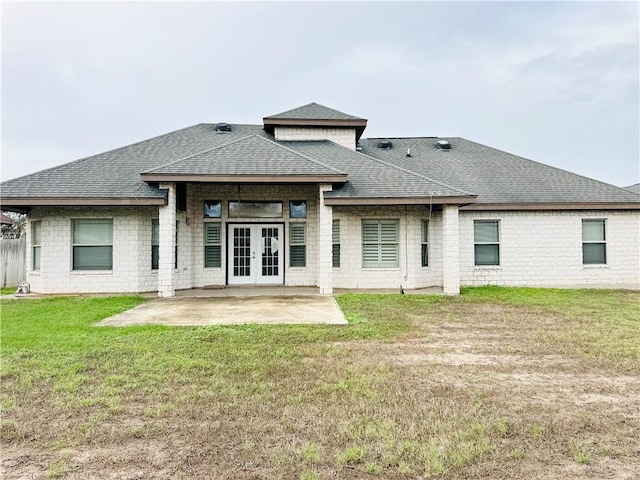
[290, 223, 306, 267]
[362, 219, 399, 268]
[204, 222, 222, 268]
[332, 219, 340, 268]
[151, 220, 159, 269]
[474, 220, 500, 266]
[582, 219, 606, 264]
[421, 220, 429, 267]
[32, 221, 41, 271]
[72, 219, 113, 271]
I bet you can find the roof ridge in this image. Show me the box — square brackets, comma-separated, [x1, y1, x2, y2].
[143, 134, 259, 173]
[264, 102, 316, 118]
[325, 140, 476, 197]
[264, 102, 364, 120]
[258, 136, 346, 175]
[1, 123, 208, 185]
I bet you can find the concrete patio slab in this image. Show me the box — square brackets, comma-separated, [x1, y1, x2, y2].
[97, 295, 347, 326]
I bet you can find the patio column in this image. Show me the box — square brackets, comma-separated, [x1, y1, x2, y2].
[442, 205, 460, 295]
[317, 184, 333, 295]
[158, 182, 176, 297]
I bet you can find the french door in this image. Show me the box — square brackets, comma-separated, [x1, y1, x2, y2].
[227, 224, 284, 285]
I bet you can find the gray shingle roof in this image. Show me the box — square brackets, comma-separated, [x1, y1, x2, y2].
[2, 105, 639, 208]
[264, 102, 365, 121]
[625, 183, 640, 194]
[286, 141, 473, 200]
[359, 137, 640, 204]
[144, 135, 345, 177]
[1, 124, 266, 200]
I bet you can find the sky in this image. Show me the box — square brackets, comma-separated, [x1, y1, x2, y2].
[2, 1, 639, 187]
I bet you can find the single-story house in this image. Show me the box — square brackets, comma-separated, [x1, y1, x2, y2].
[1, 103, 639, 296]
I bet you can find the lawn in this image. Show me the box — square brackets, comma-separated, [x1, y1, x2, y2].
[1, 288, 639, 479]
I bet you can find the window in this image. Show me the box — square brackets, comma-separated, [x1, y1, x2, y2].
[175, 221, 179, 269]
[72, 219, 113, 271]
[332, 219, 340, 268]
[229, 201, 282, 218]
[151, 220, 159, 270]
[421, 220, 429, 267]
[204, 200, 221, 218]
[474, 220, 500, 266]
[151, 220, 178, 269]
[290, 223, 306, 267]
[204, 223, 222, 267]
[362, 220, 399, 268]
[32, 221, 41, 271]
[582, 219, 606, 264]
[289, 200, 307, 218]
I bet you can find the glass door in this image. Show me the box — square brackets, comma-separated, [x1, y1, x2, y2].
[227, 224, 283, 285]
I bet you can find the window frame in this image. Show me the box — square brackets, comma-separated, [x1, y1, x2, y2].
[474, 220, 500, 266]
[204, 222, 222, 268]
[582, 219, 607, 265]
[32, 220, 42, 271]
[203, 200, 222, 218]
[151, 219, 159, 270]
[332, 219, 340, 268]
[361, 219, 400, 268]
[289, 200, 307, 219]
[72, 219, 113, 271]
[289, 223, 307, 267]
[421, 219, 429, 267]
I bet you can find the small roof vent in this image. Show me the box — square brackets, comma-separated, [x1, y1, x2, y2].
[215, 122, 232, 132]
[355, 143, 363, 152]
[378, 139, 393, 149]
[436, 140, 451, 150]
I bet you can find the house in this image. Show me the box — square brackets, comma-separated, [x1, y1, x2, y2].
[1, 102, 639, 296]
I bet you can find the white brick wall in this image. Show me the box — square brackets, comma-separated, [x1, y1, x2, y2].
[442, 205, 460, 295]
[25, 202, 640, 294]
[332, 206, 443, 290]
[317, 184, 333, 294]
[26, 206, 159, 294]
[274, 126, 356, 150]
[459, 210, 640, 289]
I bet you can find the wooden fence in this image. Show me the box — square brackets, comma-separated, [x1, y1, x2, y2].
[1, 236, 26, 288]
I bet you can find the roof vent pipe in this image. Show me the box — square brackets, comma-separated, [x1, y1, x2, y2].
[436, 140, 451, 150]
[406, 148, 412, 158]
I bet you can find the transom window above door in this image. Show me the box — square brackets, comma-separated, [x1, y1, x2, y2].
[229, 201, 283, 218]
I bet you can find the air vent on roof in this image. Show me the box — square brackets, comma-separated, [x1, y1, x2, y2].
[378, 139, 393, 149]
[436, 140, 451, 150]
[215, 123, 232, 132]
[355, 143, 363, 152]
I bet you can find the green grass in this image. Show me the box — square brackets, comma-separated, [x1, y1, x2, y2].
[1, 286, 16, 295]
[1, 287, 638, 478]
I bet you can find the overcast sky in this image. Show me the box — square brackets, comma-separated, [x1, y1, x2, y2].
[2, 1, 639, 187]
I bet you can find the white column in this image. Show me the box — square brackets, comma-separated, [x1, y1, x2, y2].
[317, 184, 333, 295]
[442, 205, 460, 295]
[158, 182, 176, 297]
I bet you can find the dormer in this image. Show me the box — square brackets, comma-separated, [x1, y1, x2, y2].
[263, 102, 367, 150]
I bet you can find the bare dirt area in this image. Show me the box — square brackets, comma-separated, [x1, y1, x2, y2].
[2, 293, 639, 479]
